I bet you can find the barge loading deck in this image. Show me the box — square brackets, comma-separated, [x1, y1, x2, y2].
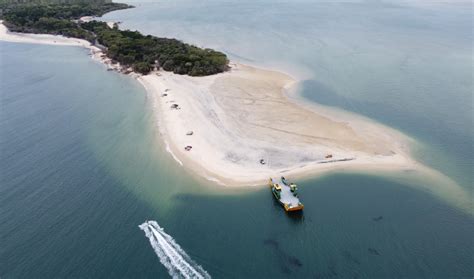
[269, 177, 304, 212]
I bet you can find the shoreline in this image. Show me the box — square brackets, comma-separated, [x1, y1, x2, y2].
[137, 63, 420, 187]
[0, 20, 133, 74]
[0, 21, 422, 187]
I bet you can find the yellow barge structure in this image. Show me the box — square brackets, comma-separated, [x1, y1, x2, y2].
[269, 177, 304, 212]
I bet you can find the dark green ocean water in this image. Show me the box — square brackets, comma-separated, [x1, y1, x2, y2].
[1, 42, 472, 278]
[1, 0, 473, 277]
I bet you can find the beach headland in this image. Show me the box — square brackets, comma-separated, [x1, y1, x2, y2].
[0, 20, 424, 187]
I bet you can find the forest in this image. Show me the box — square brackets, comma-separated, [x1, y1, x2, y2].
[1, 3, 229, 75]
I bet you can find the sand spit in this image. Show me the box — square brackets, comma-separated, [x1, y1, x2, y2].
[138, 63, 420, 186]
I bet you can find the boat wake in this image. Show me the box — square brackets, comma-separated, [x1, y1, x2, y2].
[139, 220, 211, 279]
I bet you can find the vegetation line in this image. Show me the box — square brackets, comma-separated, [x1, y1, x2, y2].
[1, 2, 229, 75]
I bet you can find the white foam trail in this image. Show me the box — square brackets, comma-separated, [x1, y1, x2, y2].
[139, 220, 211, 279]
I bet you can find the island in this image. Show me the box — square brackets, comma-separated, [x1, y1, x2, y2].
[0, 0, 465, 202]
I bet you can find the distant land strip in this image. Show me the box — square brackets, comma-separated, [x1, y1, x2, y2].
[0, 1, 229, 75]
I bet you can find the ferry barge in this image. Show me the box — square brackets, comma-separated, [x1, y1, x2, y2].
[269, 177, 304, 212]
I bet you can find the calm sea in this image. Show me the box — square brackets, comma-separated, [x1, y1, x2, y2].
[1, 0, 473, 277]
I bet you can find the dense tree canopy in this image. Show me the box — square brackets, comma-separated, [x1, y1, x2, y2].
[81, 21, 229, 75]
[1, 3, 229, 75]
[2, 3, 130, 41]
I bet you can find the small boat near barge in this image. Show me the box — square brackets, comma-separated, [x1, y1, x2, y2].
[269, 177, 304, 212]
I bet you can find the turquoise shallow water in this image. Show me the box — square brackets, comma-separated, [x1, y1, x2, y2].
[102, 0, 473, 193]
[1, 0, 473, 277]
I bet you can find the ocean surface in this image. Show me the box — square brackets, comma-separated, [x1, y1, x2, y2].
[1, 0, 473, 278]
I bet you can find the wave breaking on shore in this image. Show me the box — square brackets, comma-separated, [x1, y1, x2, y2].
[139, 220, 211, 279]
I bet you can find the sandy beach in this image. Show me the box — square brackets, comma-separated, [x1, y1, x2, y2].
[138, 63, 422, 186]
[0, 20, 93, 47]
[0, 21, 420, 186]
[0, 20, 125, 72]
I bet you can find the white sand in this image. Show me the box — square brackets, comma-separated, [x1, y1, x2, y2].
[0, 21, 126, 72]
[138, 63, 422, 186]
[0, 20, 94, 47]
